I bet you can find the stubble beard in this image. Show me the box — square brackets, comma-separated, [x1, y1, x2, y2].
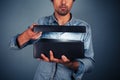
[56, 5, 70, 16]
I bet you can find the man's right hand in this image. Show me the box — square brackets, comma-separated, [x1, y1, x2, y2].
[17, 24, 42, 47]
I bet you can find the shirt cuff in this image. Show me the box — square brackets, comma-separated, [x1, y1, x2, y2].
[9, 34, 21, 49]
[9, 34, 28, 49]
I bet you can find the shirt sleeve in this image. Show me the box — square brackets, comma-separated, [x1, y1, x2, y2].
[73, 23, 95, 80]
[9, 34, 21, 50]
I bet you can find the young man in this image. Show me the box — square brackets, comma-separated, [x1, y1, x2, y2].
[10, 0, 94, 80]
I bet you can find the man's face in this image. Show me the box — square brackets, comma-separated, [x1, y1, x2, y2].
[52, 0, 74, 16]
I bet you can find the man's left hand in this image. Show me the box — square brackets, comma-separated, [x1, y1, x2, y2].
[41, 50, 70, 64]
[40, 50, 79, 71]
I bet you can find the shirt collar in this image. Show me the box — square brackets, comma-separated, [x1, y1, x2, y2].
[49, 13, 75, 25]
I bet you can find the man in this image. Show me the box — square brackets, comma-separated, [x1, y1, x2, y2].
[9, 0, 94, 80]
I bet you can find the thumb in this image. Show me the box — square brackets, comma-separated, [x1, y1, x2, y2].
[29, 23, 38, 30]
[61, 55, 70, 62]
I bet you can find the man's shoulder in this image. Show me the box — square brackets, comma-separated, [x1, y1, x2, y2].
[72, 17, 90, 27]
[72, 17, 91, 33]
[37, 15, 52, 25]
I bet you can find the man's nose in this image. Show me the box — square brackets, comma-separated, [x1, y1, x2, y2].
[61, 0, 66, 5]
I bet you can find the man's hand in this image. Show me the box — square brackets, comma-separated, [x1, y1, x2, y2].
[40, 50, 79, 71]
[17, 24, 42, 47]
[41, 50, 70, 63]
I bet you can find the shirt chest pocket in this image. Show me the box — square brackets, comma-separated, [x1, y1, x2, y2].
[41, 32, 85, 42]
[59, 33, 84, 41]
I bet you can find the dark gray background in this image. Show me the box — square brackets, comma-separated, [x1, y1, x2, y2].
[0, 0, 120, 80]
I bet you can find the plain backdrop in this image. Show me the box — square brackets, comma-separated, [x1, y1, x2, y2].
[0, 0, 119, 80]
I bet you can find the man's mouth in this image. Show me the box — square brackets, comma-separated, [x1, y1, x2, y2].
[61, 7, 66, 10]
[60, 6, 67, 11]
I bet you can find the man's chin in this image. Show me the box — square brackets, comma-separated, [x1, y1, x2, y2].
[58, 12, 69, 16]
[59, 14, 68, 16]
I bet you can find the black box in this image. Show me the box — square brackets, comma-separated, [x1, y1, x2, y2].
[33, 39, 85, 61]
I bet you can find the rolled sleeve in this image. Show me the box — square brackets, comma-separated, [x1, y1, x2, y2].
[9, 34, 36, 50]
[73, 58, 94, 80]
[9, 34, 21, 50]
[73, 61, 85, 80]
[73, 41, 95, 80]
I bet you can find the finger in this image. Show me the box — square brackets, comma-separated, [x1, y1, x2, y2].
[36, 32, 42, 37]
[61, 55, 70, 62]
[49, 50, 61, 63]
[52, 58, 61, 63]
[32, 32, 42, 39]
[31, 23, 37, 28]
[28, 25, 33, 30]
[41, 54, 49, 62]
[50, 50, 54, 61]
[28, 23, 38, 32]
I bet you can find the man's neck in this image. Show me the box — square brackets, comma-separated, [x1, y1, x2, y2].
[54, 12, 71, 25]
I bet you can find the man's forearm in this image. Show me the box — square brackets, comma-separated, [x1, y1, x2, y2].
[17, 32, 30, 47]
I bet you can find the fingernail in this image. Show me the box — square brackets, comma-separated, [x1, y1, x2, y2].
[62, 55, 66, 59]
[41, 54, 44, 56]
[50, 50, 52, 53]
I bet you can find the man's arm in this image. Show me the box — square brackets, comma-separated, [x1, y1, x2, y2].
[72, 23, 95, 80]
[9, 24, 42, 49]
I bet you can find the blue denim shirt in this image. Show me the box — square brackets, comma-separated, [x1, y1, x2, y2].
[9, 14, 94, 80]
